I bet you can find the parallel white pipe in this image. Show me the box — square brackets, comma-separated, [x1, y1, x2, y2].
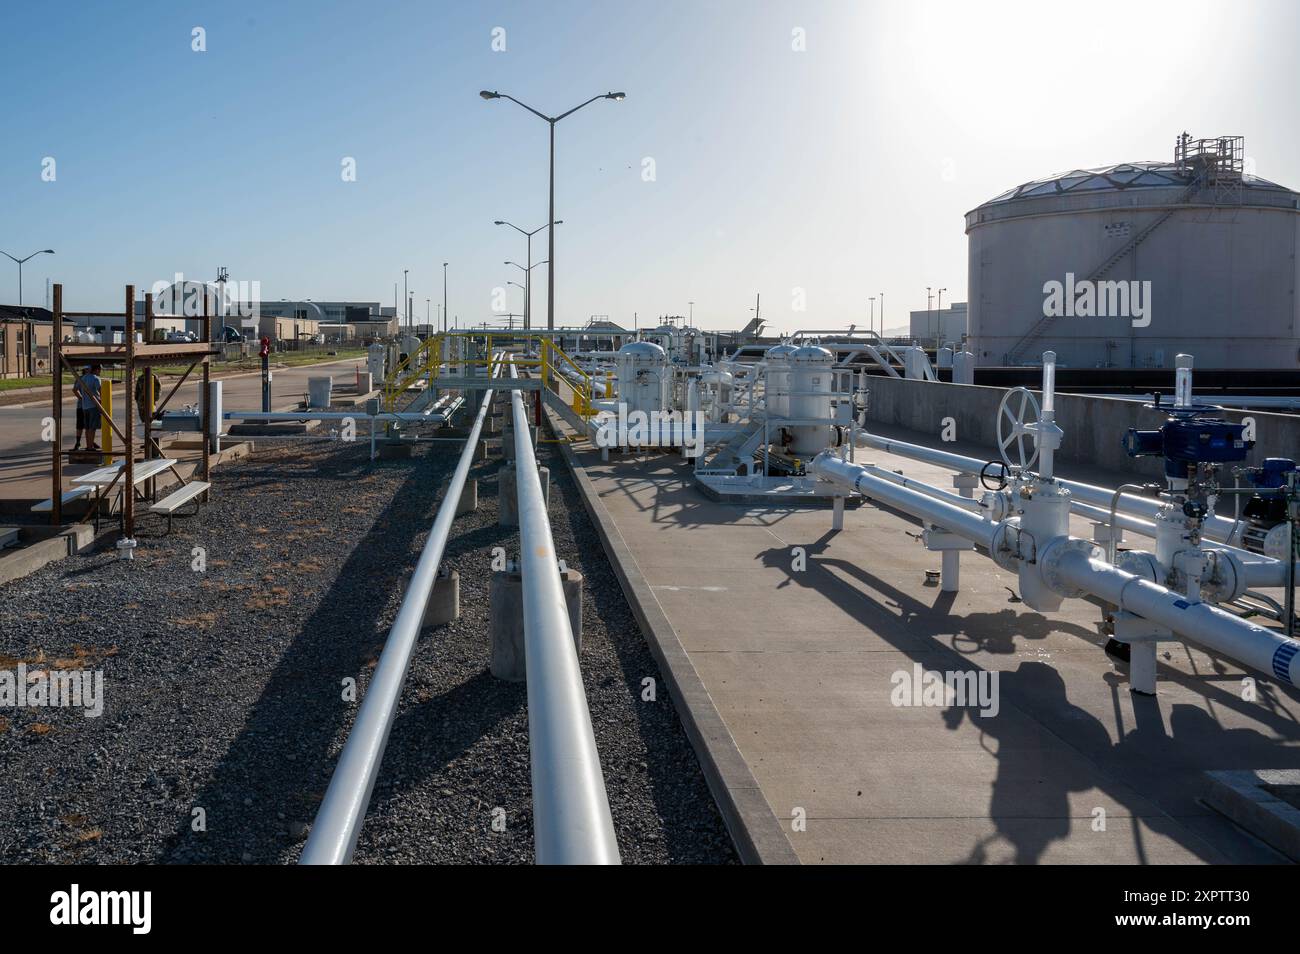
[866, 466, 981, 511]
[815, 452, 1300, 688]
[1052, 548, 1299, 688]
[509, 360, 620, 865]
[810, 453, 998, 551]
[855, 431, 1243, 542]
[301, 356, 501, 865]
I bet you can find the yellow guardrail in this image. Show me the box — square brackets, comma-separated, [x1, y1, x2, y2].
[380, 332, 601, 419]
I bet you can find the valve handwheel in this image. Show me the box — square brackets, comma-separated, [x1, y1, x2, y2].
[997, 386, 1041, 471]
[980, 460, 1010, 491]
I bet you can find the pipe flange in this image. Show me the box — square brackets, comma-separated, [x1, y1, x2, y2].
[1116, 549, 1162, 582]
[989, 521, 1021, 571]
[1039, 537, 1104, 598]
[1201, 548, 1248, 604]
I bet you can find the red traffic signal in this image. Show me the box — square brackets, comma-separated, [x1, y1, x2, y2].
[259, 336, 271, 358]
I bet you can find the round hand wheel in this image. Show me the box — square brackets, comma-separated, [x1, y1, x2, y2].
[980, 460, 1010, 491]
[996, 386, 1041, 471]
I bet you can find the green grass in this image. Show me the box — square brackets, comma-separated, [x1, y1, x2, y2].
[0, 350, 369, 392]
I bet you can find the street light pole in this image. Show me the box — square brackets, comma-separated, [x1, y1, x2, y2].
[936, 287, 947, 349]
[403, 269, 409, 338]
[495, 220, 562, 332]
[442, 262, 448, 335]
[1, 249, 55, 307]
[480, 90, 625, 331]
[869, 297, 876, 336]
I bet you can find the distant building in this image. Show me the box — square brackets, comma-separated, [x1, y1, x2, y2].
[0, 306, 53, 379]
[909, 302, 968, 347]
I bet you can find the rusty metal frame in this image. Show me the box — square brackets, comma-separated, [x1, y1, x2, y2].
[48, 282, 218, 538]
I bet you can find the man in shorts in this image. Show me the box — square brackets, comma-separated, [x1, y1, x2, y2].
[72, 364, 103, 452]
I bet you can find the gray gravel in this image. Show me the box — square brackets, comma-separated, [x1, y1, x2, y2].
[0, 399, 736, 864]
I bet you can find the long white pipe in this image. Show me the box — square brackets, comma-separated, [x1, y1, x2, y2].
[856, 431, 1244, 542]
[816, 452, 1300, 688]
[509, 361, 620, 865]
[300, 356, 501, 865]
[1052, 549, 1299, 688]
[810, 453, 998, 551]
[866, 465, 981, 511]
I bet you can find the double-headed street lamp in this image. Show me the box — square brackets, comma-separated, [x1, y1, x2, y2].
[2, 249, 55, 307]
[495, 219, 561, 331]
[480, 89, 625, 330]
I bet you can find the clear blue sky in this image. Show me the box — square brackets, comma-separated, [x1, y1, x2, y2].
[4, 0, 1299, 334]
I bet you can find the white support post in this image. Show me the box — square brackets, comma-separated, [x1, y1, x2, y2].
[1113, 612, 1174, 696]
[832, 495, 845, 531]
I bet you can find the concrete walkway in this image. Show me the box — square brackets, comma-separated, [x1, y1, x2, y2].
[561, 427, 1300, 864]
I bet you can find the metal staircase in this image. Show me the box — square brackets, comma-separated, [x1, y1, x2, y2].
[1004, 134, 1246, 366]
[1004, 177, 1202, 365]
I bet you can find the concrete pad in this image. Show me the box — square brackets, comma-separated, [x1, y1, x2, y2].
[554, 423, 1300, 865]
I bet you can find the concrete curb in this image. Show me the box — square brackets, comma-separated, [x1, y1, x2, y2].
[0, 523, 97, 586]
[545, 408, 800, 865]
[1204, 769, 1300, 862]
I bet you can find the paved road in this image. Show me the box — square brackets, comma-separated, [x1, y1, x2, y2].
[0, 358, 366, 491]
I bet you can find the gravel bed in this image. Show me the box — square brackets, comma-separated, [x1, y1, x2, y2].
[0, 400, 736, 864]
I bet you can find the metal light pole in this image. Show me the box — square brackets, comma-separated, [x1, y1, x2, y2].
[442, 263, 448, 334]
[403, 269, 409, 338]
[2, 249, 54, 306]
[495, 220, 561, 331]
[926, 286, 934, 344]
[481, 90, 625, 330]
[936, 287, 947, 348]
[426, 298, 431, 331]
[869, 296, 876, 336]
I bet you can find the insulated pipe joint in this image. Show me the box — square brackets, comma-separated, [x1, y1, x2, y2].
[1038, 537, 1106, 601]
[1199, 548, 1249, 604]
[1116, 549, 1162, 583]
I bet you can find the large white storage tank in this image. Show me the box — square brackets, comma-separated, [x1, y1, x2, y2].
[966, 136, 1300, 369]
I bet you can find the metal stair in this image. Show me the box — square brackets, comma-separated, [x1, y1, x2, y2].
[694, 420, 766, 475]
[1004, 177, 1203, 365]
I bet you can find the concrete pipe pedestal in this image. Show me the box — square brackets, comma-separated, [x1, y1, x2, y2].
[498, 463, 549, 527]
[423, 568, 460, 627]
[489, 568, 583, 682]
[456, 478, 478, 516]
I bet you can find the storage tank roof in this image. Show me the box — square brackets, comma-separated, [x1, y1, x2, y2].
[980, 160, 1295, 207]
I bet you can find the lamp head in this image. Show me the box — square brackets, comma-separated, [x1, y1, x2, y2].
[606, 92, 626, 101]
[479, 90, 499, 100]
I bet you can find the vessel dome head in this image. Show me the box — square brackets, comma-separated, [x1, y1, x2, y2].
[788, 345, 835, 364]
[618, 341, 666, 360]
[764, 343, 799, 360]
[970, 159, 1298, 222]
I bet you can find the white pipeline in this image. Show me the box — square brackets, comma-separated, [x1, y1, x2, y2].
[1052, 548, 1299, 688]
[810, 453, 998, 551]
[814, 452, 1300, 688]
